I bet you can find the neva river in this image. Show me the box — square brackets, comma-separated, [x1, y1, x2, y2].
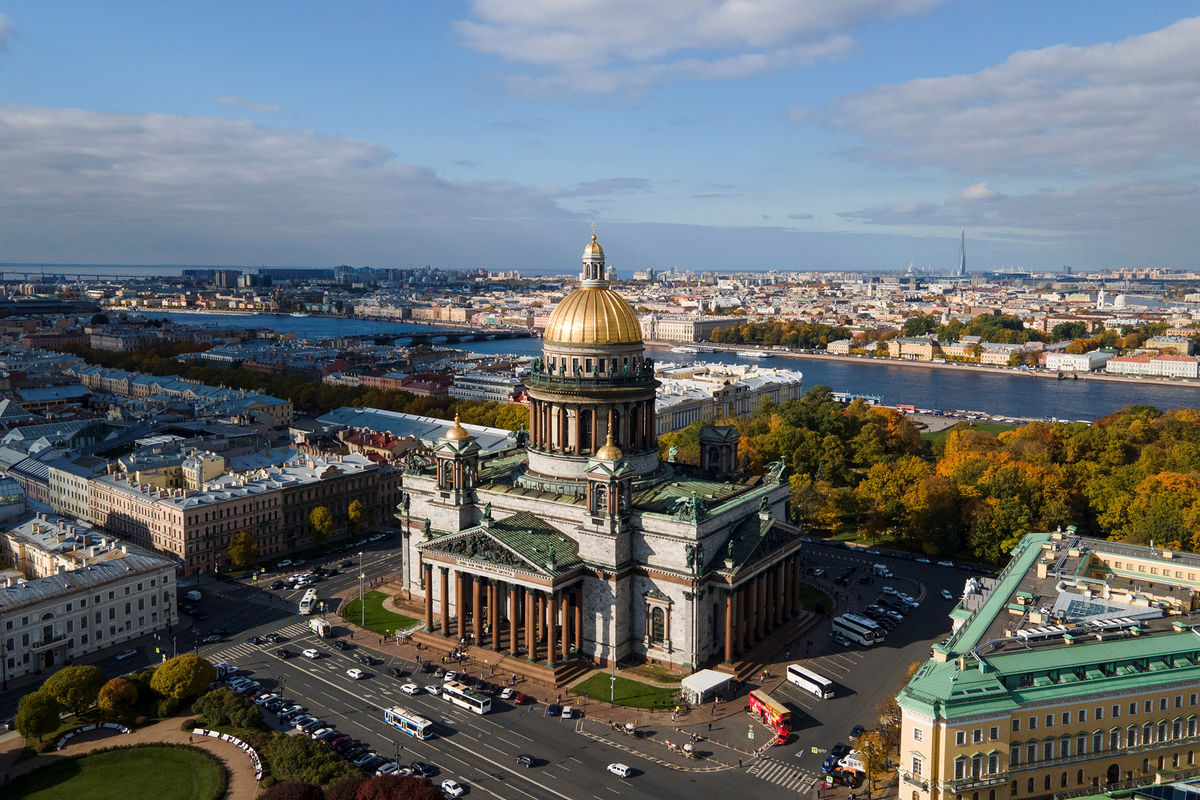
[144, 311, 1200, 422]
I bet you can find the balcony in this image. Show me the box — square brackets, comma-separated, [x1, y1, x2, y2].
[31, 633, 69, 652]
[945, 774, 1008, 792]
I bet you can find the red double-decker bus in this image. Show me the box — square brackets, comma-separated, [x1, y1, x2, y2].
[748, 689, 791, 744]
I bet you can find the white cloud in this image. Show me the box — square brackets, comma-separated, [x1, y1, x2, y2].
[456, 0, 942, 95]
[0, 13, 14, 50]
[0, 105, 581, 265]
[838, 179, 1200, 240]
[959, 182, 998, 201]
[820, 16, 1200, 174]
[213, 95, 285, 114]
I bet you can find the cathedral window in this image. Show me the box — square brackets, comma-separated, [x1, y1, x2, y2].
[650, 607, 665, 644]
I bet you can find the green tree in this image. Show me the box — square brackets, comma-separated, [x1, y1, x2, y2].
[97, 677, 139, 720]
[150, 654, 216, 701]
[347, 500, 365, 536]
[227, 529, 259, 568]
[1050, 321, 1088, 341]
[193, 687, 263, 728]
[41, 665, 106, 717]
[16, 691, 61, 742]
[309, 506, 335, 543]
[901, 314, 939, 337]
[267, 731, 360, 786]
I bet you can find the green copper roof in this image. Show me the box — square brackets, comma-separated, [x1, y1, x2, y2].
[944, 531, 1051, 655]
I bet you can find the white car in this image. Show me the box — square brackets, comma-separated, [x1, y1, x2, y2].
[500, 687, 514, 700]
[882, 586, 899, 597]
[444, 671, 457, 681]
[400, 683, 421, 696]
[607, 763, 631, 778]
[937, 560, 954, 567]
[424, 684, 441, 695]
[941, 588, 955, 601]
[302, 648, 320, 659]
[441, 779, 465, 797]
[561, 706, 574, 719]
[346, 668, 366, 680]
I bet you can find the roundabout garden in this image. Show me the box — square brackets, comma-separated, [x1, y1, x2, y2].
[5, 744, 226, 800]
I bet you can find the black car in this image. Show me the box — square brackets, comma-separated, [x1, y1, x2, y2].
[831, 742, 850, 759]
[276, 648, 294, 658]
[850, 724, 866, 740]
[357, 653, 380, 666]
[516, 753, 535, 767]
[333, 639, 352, 651]
[270, 580, 285, 589]
[211, 627, 230, 637]
[386, 666, 405, 679]
[325, 568, 339, 576]
[410, 762, 436, 778]
[340, 560, 354, 568]
[266, 633, 284, 643]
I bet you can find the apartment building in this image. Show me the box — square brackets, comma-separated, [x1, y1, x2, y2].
[899, 531, 1200, 800]
[87, 452, 399, 574]
[0, 513, 177, 680]
[1106, 354, 1200, 380]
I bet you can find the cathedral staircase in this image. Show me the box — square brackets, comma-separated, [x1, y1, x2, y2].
[407, 627, 595, 689]
[715, 610, 824, 683]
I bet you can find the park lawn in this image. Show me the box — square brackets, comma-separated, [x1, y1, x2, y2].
[922, 420, 1016, 444]
[798, 584, 833, 615]
[341, 590, 418, 637]
[8, 745, 223, 800]
[573, 674, 678, 710]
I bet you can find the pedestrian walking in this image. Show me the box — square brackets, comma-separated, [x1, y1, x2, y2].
[738, 758, 743, 768]
[708, 722, 711, 732]
[189, 735, 193, 743]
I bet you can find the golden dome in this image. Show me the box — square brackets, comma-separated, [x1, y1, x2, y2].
[595, 432, 623, 461]
[583, 234, 604, 258]
[543, 286, 642, 345]
[444, 413, 471, 440]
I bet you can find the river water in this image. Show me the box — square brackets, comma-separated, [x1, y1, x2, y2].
[143, 311, 1200, 421]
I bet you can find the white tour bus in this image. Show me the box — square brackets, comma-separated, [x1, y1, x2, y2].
[383, 706, 434, 739]
[441, 680, 492, 715]
[786, 663, 836, 699]
[831, 614, 880, 646]
[298, 588, 318, 615]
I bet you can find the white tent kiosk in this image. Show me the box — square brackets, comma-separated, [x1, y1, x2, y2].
[680, 669, 734, 705]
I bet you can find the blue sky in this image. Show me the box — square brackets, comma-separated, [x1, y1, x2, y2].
[1, 1, 1199, 271]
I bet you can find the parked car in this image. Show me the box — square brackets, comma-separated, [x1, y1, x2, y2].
[441, 779, 464, 797]
[410, 762, 436, 778]
[270, 580, 285, 589]
[941, 588, 955, 601]
[607, 763, 631, 778]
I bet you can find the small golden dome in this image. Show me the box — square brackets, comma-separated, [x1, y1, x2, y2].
[596, 432, 623, 461]
[583, 234, 604, 259]
[543, 286, 642, 345]
[444, 413, 471, 440]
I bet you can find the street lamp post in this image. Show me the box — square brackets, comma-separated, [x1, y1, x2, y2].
[359, 551, 365, 629]
[279, 675, 286, 702]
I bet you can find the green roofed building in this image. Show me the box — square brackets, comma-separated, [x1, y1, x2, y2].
[899, 530, 1200, 800]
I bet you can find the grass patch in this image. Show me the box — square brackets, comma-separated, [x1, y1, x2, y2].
[922, 420, 1016, 444]
[7, 745, 223, 800]
[798, 584, 833, 615]
[341, 590, 418, 637]
[623, 663, 683, 685]
[572, 674, 678, 709]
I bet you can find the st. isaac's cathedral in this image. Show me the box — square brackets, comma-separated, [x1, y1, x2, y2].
[399, 231, 805, 673]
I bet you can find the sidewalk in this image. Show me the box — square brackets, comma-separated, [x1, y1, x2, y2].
[0, 713, 260, 799]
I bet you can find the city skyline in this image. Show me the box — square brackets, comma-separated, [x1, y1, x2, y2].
[1, 2, 1199, 271]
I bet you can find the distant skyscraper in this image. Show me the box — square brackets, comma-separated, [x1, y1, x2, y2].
[957, 229, 966, 276]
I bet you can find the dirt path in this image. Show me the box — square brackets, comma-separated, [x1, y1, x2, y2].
[0, 714, 260, 799]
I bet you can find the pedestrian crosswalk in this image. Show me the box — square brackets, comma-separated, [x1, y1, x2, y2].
[748, 757, 819, 793]
[207, 621, 313, 663]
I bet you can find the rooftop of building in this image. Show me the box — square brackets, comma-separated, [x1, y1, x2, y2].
[317, 407, 518, 454]
[900, 531, 1200, 719]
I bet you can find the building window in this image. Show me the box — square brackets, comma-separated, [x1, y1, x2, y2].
[1094, 732, 1103, 752]
[649, 607, 665, 645]
[988, 754, 999, 774]
[1012, 720, 1021, 733]
[972, 756, 983, 777]
[957, 731, 967, 745]
[1061, 712, 1070, 725]
[1046, 714, 1054, 728]
[955, 758, 967, 780]
[912, 757, 923, 778]
[1161, 698, 1169, 711]
[1027, 743, 1036, 763]
[1096, 707, 1103, 721]
[1079, 709, 1087, 723]
[974, 729, 984, 744]
[1114, 705, 1121, 719]
[990, 727, 1000, 741]
[914, 729, 924, 741]
[1044, 741, 1054, 760]
[1077, 734, 1086, 754]
[1177, 696, 1184, 709]
[1011, 746, 1021, 766]
[1030, 717, 1037, 731]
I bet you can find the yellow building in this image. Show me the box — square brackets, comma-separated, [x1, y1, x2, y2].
[899, 531, 1200, 800]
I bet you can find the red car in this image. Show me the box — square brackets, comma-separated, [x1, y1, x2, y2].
[513, 692, 532, 705]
